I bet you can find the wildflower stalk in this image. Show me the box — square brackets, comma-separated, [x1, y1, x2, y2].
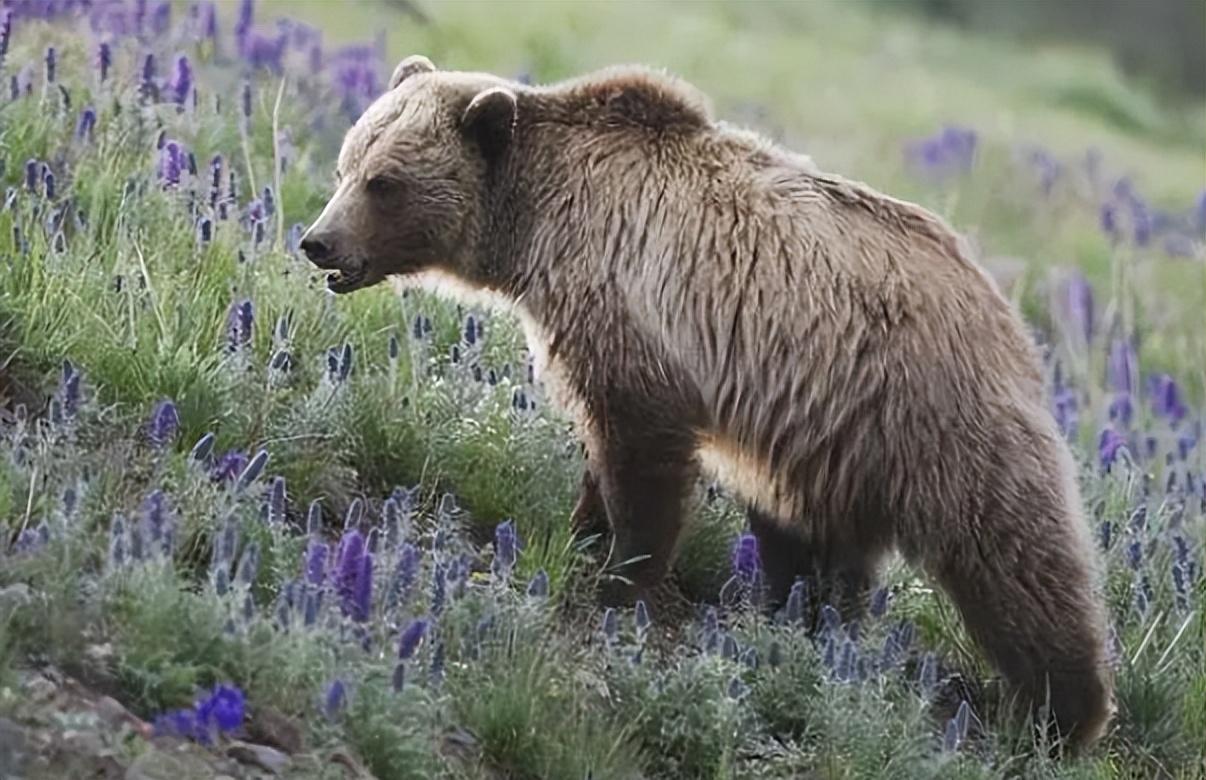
[271, 75, 287, 251]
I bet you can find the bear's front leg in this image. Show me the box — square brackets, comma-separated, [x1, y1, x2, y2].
[569, 467, 608, 538]
[589, 398, 698, 608]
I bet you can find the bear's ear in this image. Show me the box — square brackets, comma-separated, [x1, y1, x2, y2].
[388, 54, 436, 90]
[461, 87, 517, 160]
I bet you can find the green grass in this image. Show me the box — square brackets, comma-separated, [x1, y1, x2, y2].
[0, 1, 1203, 778]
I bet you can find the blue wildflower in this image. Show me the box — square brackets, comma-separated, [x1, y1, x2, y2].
[1098, 428, 1127, 471]
[147, 399, 179, 448]
[397, 618, 428, 660]
[601, 607, 618, 644]
[1063, 271, 1094, 344]
[76, 107, 97, 141]
[526, 569, 550, 598]
[492, 519, 519, 579]
[169, 54, 192, 105]
[1108, 393, 1134, 427]
[265, 476, 286, 525]
[784, 578, 807, 624]
[226, 298, 254, 351]
[731, 533, 761, 585]
[322, 679, 346, 720]
[235, 449, 268, 490]
[96, 41, 111, 83]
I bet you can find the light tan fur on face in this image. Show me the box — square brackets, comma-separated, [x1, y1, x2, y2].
[315, 59, 1114, 751]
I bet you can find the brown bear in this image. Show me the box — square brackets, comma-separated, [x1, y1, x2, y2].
[300, 55, 1114, 750]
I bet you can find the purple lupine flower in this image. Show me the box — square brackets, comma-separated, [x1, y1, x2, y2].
[240, 80, 252, 121]
[140, 53, 157, 101]
[234, 0, 254, 52]
[869, 586, 889, 618]
[1052, 384, 1078, 438]
[463, 315, 477, 346]
[24, 160, 39, 193]
[209, 451, 247, 481]
[397, 618, 428, 660]
[430, 562, 447, 615]
[141, 489, 169, 545]
[303, 538, 328, 586]
[0, 11, 11, 64]
[226, 298, 254, 351]
[150, 1, 171, 35]
[59, 360, 81, 417]
[526, 569, 550, 598]
[44, 46, 55, 84]
[491, 520, 519, 579]
[720, 633, 739, 661]
[200, 1, 217, 40]
[1107, 339, 1137, 394]
[322, 679, 346, 720]
[1125, 539, 1142, 570]
[235, 542, 260, 586]
[386, 542, 420, 610]
[264, 476, 285, 525]
[189, 432, 215, 463]
[634, 599, 650, 639]
[1100, 203, 1120, 243]
[1063, 271, 1094, 344]
[819, 603, 842, 634]
[306, 500, 322, 535]
[147, 399, 179, 447]
[430, 641, 445, 685]
[197, 217, 212, 244]
[904, 125, 977, 181]
[600, 607, 618, 644]
[1130, 198, 1152, 246]
[1149, 374, 1187, 423]
[334, 528, 365, 608]
[731, 533, 761, 584]
[784, 578, 807, 623]
[159, 141, 182, 187]
[1108, 393, 1134, 427]
[96, 41, 112, 82]
[169, 54, 192, 105]
[348, 552, 373, 622]
[1099, 520, 1113, 551]
[391, 663, 405, 692]
[245, 32, 286, 73]
[43, 172, 55, 200]
[942, 700, 972, 753]
[1098, 428, 1127, 471]
[108, 514, 128, 568]
[235, 449, 268, 490]
[76, 107, 97, 141]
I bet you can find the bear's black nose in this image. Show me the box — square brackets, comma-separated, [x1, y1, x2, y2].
[300, 235, 333, 265]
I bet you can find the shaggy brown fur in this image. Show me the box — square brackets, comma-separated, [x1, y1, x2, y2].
[300, 56, 1114, 750]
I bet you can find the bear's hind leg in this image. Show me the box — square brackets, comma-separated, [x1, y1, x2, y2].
[923, 512, 1113, 752]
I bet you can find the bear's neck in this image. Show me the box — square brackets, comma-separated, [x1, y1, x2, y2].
[479, 122, 716, 320]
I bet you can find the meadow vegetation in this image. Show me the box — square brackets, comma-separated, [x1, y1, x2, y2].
[0, 1, 1203, 778]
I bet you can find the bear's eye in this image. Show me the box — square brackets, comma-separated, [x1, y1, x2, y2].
[365, 176, 397, 197]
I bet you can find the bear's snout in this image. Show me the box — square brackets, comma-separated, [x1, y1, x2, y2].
[300, 232, 336, 267]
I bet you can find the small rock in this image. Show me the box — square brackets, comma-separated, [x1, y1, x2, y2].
[228, 741, 290, 775]
[124, 749, 192, 780]
[95, 695, 144, 730]
[244, 705, 303, 754]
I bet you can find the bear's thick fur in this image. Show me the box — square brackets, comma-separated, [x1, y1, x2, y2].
[301, 56, 1114, 750]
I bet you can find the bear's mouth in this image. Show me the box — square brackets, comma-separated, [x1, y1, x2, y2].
[326, 267, 367, 294]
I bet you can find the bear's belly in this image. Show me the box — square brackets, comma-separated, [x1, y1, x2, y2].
[695, 435, 800, 523]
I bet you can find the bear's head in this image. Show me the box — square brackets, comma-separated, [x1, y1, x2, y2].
[301, 55, 518, 294]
